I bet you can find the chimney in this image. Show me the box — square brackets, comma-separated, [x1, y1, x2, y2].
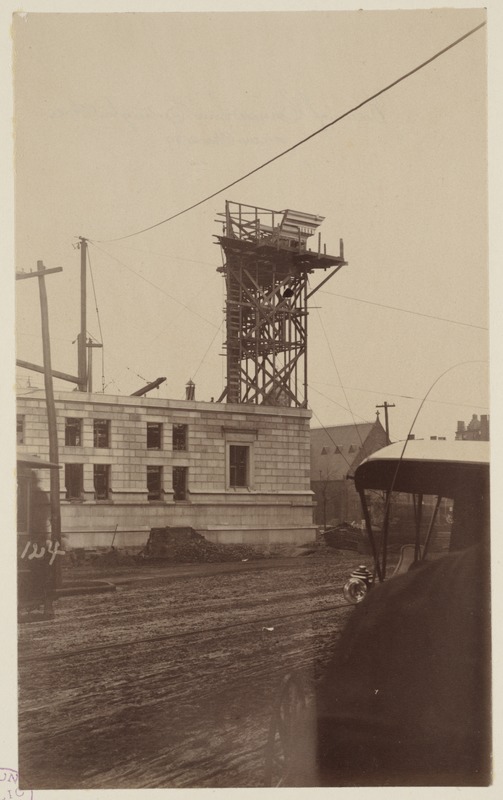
[480, 414, 490, 441]
[185, 379, 195, 401]
[456, 420, 465, 440]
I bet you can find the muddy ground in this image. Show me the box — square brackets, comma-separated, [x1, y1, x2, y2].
[18, 547, 371, 790]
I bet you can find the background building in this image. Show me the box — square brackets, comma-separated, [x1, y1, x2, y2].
[310, 417, 388, 528]
[455, 414, 490, 441]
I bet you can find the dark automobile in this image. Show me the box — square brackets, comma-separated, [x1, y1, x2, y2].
[266, 440, 491, 787]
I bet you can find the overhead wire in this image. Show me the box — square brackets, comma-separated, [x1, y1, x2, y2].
[90, 21, 486, 243]
[320, 290, 488, 330]
[73, 22, 486, 413]
[87, 241, 223, 394]
[403, 360, 488, 441]
[96, 240, 219, 270]
[315, 308, 365, 450]
[84, 235, 491, 335]
[311, 379, 490, 411]
[192, 321, 224, 381]
[310, 384, 374, 424]
[87, 238, 490, 333]
[309, 406, 362, 473]
[89, 241, 220, 330]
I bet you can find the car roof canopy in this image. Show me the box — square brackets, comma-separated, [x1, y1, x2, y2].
[354, 440, 489, 497]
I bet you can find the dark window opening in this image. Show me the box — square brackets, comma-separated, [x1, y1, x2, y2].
[65, 418, 82, 447]
[230, 445, 249, 488]
[93, 419, 110, 448]
[173, 424, 188, 451]
[93, 464, 110, 500]
[65, 464, 83, 500]
[147, 422, 162, 450]
[173, 467, 188, 501]
[17, 415, 25, 445]
[147, 465, 163, 501]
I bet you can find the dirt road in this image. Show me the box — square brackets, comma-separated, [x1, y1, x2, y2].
[18, 550, 366, 789]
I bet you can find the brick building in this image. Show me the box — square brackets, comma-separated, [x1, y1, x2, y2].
[455, 414, 490, 441]
[310, 418, 388, 528]
[16, 389, 314, 549]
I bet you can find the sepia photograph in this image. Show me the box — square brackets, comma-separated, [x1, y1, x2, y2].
[2, 0, 500, 795]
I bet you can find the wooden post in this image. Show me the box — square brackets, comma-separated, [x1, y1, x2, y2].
[37, 261, 62, 586]
[88, 337, 93, 393]
[86, 338, 103, 393]
[15, 358, 80, 385]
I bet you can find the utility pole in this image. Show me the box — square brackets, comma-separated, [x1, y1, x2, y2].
[37, 261, 62, 550]
[17, 263, 63, 543]
[376, 401, 396, 444]
[78, 237, 88, 391]
[17, 262, 63, 592]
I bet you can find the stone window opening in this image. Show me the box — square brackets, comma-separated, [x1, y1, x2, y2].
[229, 445, 249, 488]
[147, 422, 163, 450]
[93, 419, 110, 448]
[65, 463, 83, 500]
[147, 465, 163, 501]
[173, 423, 188, 451]
[65, 418, 82, 447]
[173, 466, 188, 501]
[93, 464, 110, 500]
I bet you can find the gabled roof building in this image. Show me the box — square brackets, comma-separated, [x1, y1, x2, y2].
[310, 417, 388, 528]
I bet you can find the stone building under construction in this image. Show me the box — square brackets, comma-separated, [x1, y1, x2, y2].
[16, 201, 346, 549]
[17, 387, 313, 549]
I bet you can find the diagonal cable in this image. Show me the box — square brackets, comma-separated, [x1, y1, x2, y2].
[90, 21, 485, 243]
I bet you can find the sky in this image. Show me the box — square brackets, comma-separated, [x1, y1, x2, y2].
[12, 5, 490, 444]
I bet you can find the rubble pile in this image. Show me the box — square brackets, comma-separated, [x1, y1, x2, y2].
[138, 526, 265, 563]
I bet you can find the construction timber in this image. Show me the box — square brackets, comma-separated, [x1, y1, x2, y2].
[216, 200, 347, 407]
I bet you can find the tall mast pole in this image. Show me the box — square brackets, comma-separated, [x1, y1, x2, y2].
[78, 237, 87, 391]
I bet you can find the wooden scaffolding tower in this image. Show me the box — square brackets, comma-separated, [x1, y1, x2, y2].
[216, 201, 347, 407]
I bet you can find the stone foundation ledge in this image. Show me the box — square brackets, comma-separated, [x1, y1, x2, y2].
[201, 525, 317, 546]
[61, 524, 317, 549]
[62, 527, 150, 550]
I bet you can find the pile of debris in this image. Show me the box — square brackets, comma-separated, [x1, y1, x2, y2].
[137, 526, 265, 564]
[322, 523, 364, 552]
